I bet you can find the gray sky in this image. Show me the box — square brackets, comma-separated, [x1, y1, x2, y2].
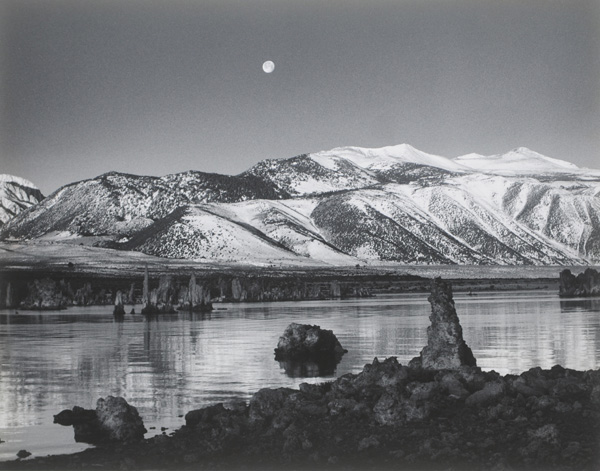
[1, 0, 599, 195]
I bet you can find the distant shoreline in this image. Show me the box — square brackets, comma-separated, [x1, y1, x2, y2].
[0, 241, 570, 311]
[3, 240, 597, 311]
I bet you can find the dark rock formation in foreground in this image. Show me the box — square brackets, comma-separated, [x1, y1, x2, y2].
[559, 268, 600, 297]
[54, 396, 146, 444]
[410, 277, 477, 369]
[21, 358, 599, 470]
[176, 358, 599, 470]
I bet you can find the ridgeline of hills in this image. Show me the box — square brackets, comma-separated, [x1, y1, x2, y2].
[1, 144, 599, 266]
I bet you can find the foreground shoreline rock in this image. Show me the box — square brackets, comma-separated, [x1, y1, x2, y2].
[4, 278, 599, 470]
[8, 358, 599, 470]
[53, 396, 146, 445]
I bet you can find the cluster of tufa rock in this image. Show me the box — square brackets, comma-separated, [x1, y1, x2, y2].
[559, 268, 600, 297]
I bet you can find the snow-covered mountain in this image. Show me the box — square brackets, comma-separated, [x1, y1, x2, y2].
[454, 147, 583, 175]
[241, 144, 466, 197]
[0, 174, 44, 226]
[1, 145, 599, 266]
[0, 171, 287, 239]
[311, 144, 469, 173]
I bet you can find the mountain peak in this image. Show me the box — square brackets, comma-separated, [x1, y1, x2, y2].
[512, 146, 535, 154]
[455, 147, 580, 174]
[310, 144, 467, 173]
[0, 174, 39, 189]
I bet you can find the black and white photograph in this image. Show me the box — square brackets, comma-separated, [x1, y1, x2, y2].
[1, 0, 599, 470]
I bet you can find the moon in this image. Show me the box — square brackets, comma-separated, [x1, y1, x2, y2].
[262, 60, 275, 74]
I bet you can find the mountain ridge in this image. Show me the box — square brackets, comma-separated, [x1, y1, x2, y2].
[1, 145, 598, 266]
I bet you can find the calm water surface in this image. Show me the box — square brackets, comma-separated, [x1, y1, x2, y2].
[1, 291, 599, 461]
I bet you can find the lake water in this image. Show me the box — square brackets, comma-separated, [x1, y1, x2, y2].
[1, 290, 599, 461]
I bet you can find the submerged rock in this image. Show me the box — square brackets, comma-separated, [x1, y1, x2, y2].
[411, 277, 476, 369]
[54, 396, 146, 444]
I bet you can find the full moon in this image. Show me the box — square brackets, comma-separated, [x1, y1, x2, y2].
[262, 60, 275, 73]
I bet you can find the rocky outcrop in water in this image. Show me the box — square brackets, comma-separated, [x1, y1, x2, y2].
[275, 323, 347, 362]
[16, 450, 31, 459]
[141, 267, 177, 314]
[274, 323, 348, 378]
[18, 278, 67, 310]
[559, 268, 600, 297]
[54, 396, 146, 444]
[141, 265, 156, 314]
[221, 277, 371, 302]
[74, 282, 93, 306]
[113, 290, 125, 317]
[5, 281, 15, 308]
[178, 274, 212, 312]
[410, 277, 476, 369]
[126, 283, 135, 305]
